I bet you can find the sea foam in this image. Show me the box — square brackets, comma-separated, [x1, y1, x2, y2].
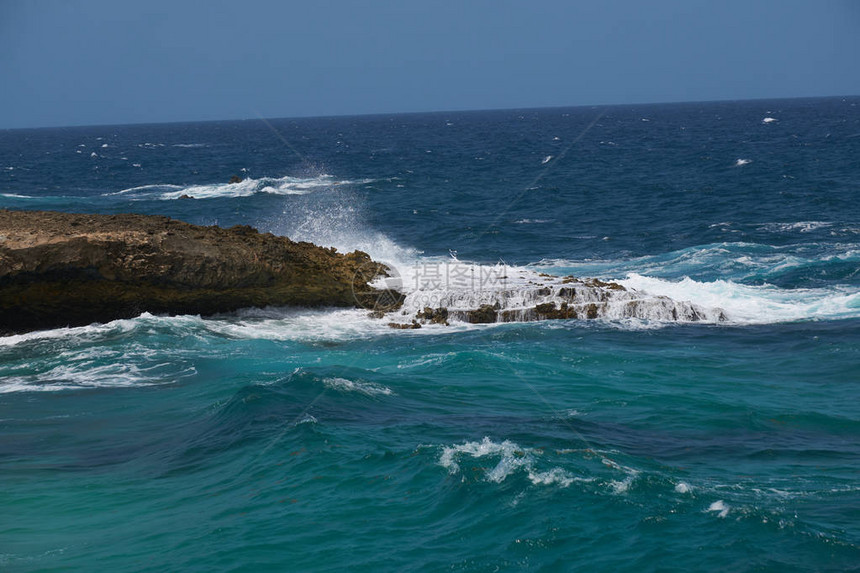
[110, 174, 369, 200]
[439, 437, 576, 487]
[619, 273, 860, 324]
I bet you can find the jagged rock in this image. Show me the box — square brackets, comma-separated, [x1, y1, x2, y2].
[560, 275, 625, 290]
[388, 321, 421, 329]
[405, 273, 725, 326]
[228, 175, 243, 184]
[416, 306, 449, 325]
[583, 278, 626, 291]
[532, 301, 579, 320]
[466, 304, 498, 323]
[0, 210, 402, 335]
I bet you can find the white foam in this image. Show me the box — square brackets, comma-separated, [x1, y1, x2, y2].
[735, 158, 751, 166]
[266, 197, 419, 269]
[439, 437, 575, 487]
[602, 457, 640, 494]
[384, 259, 727, 327]
[0, 350, 196, 393]
[542, 155, 553, 164]
[675, 482, 692, 494]
[527, 467, 578, 487]
[204, 308, 396, 342]
[759, 221, 832, 233]
[322, 376, 393, 396]
[762, 117, 778, 123]
[618, 273, 860, 324]
[0, 316, 142, 348]
[707, 500, 730, 518]
[109, 183, 184, 196]
[108, 174, 367, 200]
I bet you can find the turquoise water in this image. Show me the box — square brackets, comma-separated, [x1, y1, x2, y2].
[1, 97, 859, 571]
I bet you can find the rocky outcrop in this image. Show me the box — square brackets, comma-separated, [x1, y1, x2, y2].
[388, 274, 727, 327]
[0, 210, 401, 335]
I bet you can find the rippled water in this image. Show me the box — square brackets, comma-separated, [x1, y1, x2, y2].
[1, 97, 859, 571]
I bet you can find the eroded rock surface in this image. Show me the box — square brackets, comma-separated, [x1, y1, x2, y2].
[0, 210, 400, 334]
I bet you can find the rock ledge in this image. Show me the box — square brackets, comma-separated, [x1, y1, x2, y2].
[0, 210, 399, 334]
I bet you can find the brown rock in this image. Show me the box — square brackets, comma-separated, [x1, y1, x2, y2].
[466, 304, 498, 323]
[0, 210, 402, 334]
[416, 306, 449, 325]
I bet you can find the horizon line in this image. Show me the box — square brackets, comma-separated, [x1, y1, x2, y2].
[2, 93, 857, 132]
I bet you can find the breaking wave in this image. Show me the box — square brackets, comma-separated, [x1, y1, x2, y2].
[109, 174, 372, 200]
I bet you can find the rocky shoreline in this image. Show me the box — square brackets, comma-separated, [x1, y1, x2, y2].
[0, 210, 726, 335]
[0, 210, 401, 335]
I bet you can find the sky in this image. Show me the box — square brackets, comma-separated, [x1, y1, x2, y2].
[1, 0, 859, 129]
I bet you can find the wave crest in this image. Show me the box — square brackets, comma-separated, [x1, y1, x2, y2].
[110, 174, 371, 200]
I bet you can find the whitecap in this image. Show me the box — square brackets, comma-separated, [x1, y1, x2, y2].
[0, 355, 196, 393]
[735, 158, 751, 166]
[438, 437, 577, 488]
[528, 467, 578, 487]
[322, 376, 393, 396]
[762, 117, 778, 123]
[602, 457, 640, 494]
[109, 174, 371, 200]
[203, 308, 396, 343]
[707, 500, 730, 518]
[758, 221, 832, 233]
[541, 155, 553, 164]
[618, 273, 860, 324]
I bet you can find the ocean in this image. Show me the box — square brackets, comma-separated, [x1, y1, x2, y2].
[1, 97, 859, 571]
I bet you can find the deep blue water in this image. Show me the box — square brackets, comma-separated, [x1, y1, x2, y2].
[1, 97, 859, 571]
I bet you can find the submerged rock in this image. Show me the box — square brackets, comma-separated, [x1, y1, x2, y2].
[0, 210, 402, 335]
[391, 273, 726, 326]
[388, 320, 421, 330]
[416, 306, 449, 325]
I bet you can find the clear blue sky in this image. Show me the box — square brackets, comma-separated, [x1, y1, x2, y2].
[1, 0, 858, 129]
